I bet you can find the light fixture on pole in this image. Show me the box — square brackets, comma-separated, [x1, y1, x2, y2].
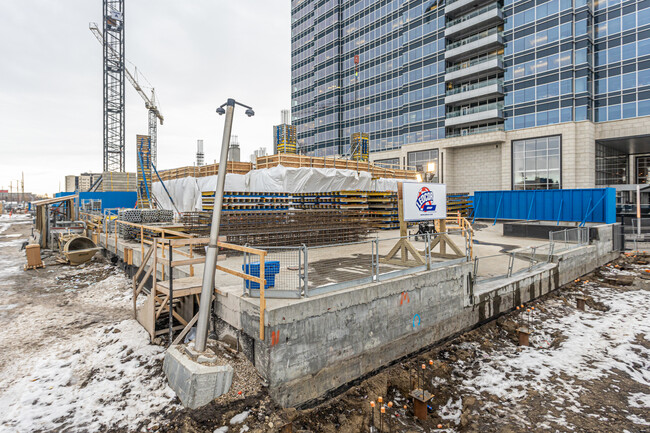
[194, 98, 255, 353]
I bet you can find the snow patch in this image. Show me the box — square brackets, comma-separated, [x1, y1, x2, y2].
[438, 397, 462, 425]
[628, 392, 650, 409]
[230, 411, 250, 425]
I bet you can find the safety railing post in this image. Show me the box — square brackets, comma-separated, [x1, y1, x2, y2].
[529, 247, 536, 271]
[298, 245, 303, 295]
[304, 245, 309, 297]
[473, 256, 479, 284]
[425, 232, 431, 270]
[507, 253, 514, 277]
[243, 244, 249, 296]
[372, 238, 379, 280]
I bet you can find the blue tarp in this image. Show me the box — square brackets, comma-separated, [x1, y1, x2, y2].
[473, 188, 616, 225]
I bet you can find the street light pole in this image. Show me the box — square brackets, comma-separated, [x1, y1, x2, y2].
[194, 98, 254, 352]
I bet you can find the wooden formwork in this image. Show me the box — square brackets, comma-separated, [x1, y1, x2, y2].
[157, 155, 418, 181]
[100, 172, 137, 192]
[157, 161, 253, 181]
[255, 154, 419, 179]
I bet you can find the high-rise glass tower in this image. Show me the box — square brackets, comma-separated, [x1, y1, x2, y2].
[291, 0, 447, 157]
[292, 0, 650, 195]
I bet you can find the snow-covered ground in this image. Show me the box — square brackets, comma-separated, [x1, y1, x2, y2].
[0, 217, 178, 433]
[435, 267, 650, 431]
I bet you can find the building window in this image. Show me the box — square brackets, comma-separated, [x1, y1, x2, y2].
[636, 156, 650, 184]
[374, 158, 400, 169]
[407, 149, 439, 181]
[512, 136, 561, 190]
[596, 143, 627, 185]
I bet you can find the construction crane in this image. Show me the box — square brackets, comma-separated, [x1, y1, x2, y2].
[89, 22, 164, 167]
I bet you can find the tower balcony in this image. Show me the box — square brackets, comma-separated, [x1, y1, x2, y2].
[445, 3, 503, 39]
[445, 79, 503, 105]
[445, 30, 503, 62]
[445, 102, 504, 127]
[445, 55, 503, 83]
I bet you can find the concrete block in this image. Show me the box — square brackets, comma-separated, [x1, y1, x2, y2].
[163, 345, 234, 409]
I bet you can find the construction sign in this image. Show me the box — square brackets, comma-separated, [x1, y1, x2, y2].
[402, 182, 446, 221]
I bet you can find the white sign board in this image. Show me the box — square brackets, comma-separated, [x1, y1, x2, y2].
[402, 182, 447, 221]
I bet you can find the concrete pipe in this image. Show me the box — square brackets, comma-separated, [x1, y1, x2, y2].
[62, 236, 99, 266]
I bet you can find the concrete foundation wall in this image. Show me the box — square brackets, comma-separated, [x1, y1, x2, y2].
[97, 223, 619, 408]
[258, 263, 471, 407]
[253, 224, 618, 407]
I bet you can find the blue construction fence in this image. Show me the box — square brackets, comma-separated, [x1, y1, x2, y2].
[54, 191, 137, 212]
[471, 188, 616, 225]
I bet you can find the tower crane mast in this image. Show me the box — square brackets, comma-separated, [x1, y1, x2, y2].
[90, 22, 164, 166]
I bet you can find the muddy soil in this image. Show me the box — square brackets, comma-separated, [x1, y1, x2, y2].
[159, 254, 650, 433]
[2, 217, 649, 433]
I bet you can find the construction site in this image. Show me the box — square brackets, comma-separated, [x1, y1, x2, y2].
[2, 1, 650, 433]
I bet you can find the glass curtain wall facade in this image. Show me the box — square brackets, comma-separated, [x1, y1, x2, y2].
[291, 0, 447, 157]
[292, 0, 650, 158]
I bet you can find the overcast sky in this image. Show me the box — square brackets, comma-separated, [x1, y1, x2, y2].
[0, 1, 291, 195]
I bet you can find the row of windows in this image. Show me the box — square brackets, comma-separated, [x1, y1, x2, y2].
[595, 68, 650, 93]
[508, 50, 573, 79]
[507, 107, 574, 130]
[292, 20, 314, 45]
[504, 0, 574, 31]
[596, 0, 636, 11]
[343, 14, 402, 54]
[595, 38, 650, 66]
[506, 22, 573, 55]
[595, 99, 650, 120]
[506, 78, 574, 105]
[595, 8, 645, 38]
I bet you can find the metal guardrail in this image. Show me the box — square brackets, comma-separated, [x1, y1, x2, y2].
[446, 101, 504, 118]
[549, 226, 589, 252]
[447, 124, 505, 138]
[447, 28, 501, 50]
[446, 78, 503, 96]
[473, 244, 553, 284]
[446, 54, 503, 73]
[447, 2, 500, 27]
[472, 227, 590, 284]
[244, 231, 473, 298]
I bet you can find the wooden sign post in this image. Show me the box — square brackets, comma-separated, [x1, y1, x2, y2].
[382, 183, 426, 266]
[382, 182, 465, 266]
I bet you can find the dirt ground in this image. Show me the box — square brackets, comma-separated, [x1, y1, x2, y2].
[160, 256, 650, 433]
[1, 215, 649, 433]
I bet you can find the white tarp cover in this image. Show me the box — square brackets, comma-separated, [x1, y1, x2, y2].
[152, 165, 412, 213]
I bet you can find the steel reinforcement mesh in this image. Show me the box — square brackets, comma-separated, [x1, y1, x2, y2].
[180, 209, 372, 247]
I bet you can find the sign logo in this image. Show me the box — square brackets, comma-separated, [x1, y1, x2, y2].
[415, 187, 436, 212]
